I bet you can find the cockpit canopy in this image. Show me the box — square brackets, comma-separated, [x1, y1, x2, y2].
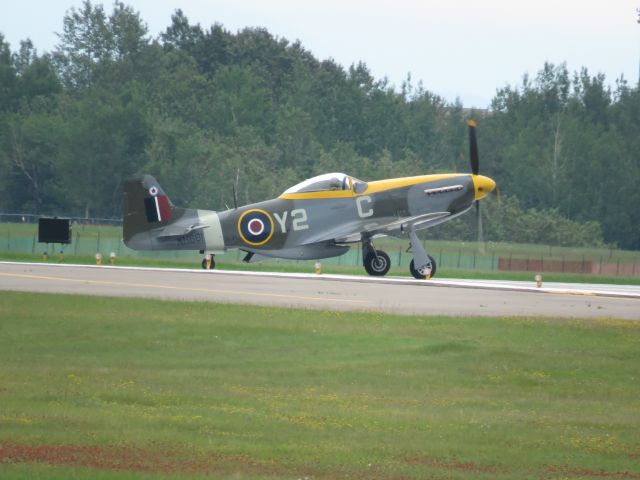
[283, 173, 367, 195]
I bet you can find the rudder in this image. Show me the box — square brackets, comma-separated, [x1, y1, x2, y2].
[123, 175, 180, 248]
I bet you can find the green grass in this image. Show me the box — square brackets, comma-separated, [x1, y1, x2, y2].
[1, 292, 639, 479]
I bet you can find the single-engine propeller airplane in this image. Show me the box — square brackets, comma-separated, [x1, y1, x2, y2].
[123, 120, 496, 279]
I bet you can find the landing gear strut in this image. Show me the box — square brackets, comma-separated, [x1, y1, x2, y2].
[408, 229, 437, 279]
[362, 238, 391, 276]
[201, 254, 216, 270]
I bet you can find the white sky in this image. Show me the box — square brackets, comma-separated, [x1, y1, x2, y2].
[2, 0, 639, 107]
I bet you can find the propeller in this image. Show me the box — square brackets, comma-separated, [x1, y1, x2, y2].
[475, 199, 484, 252]
[468, 120, 484, 251]
[468, 119, 479, 176]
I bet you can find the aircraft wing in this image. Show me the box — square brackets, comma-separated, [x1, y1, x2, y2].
[325, 211, 451, 244]
[368, 211, 451, 235]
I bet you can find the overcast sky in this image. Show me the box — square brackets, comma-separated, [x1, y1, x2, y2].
[2, 0, 639, 107]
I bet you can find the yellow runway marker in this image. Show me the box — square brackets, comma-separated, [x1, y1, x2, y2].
[0, 272, 366, 305]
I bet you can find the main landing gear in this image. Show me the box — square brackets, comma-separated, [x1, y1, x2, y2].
[407, 228, 436, 279]
[362, 238, 391, 276]
[364, 250, 391, 276]
[361, 231, 438, 280]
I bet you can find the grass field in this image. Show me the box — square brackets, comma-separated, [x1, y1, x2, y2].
[1, 292, 639, 479]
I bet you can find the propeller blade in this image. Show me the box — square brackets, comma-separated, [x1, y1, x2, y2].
[476, 200, 485, 252]
[468, 120, 479, 176]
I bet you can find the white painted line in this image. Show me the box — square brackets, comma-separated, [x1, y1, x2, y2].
[1, 261, 639, 300]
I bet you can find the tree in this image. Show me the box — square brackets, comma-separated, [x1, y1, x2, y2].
[1, 111, 62, 213]
[160, 9, 204, 53]
[208, 65, 274, 138]
[1, 4, 638, 250]
[0, 34, 18, 112]
[54, 0, 149, 89]
[58, 85, 150, 217]
[54, 0, 111, 89]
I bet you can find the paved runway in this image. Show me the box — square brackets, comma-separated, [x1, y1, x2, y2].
[1, 262, 639, 320]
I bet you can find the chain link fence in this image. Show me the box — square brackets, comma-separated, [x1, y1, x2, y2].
[1, 213, 639, 275]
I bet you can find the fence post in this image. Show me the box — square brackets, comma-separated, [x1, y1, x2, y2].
[397, 247, 402, 266]
[491, 252, 495, 271]
[32, 234, 36, 253]
[439, 249, 442, 268]
[74, 232, 80, 255]
[7, 230, 10, 251]
[457, 250, 461, 268]
[97, 231, 101, 253]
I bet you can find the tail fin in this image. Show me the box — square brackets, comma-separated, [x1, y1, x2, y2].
[123, 175, 225, 253]
[123, 175, 183, 249]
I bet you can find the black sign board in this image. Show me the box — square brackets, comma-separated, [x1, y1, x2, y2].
[38, 218, 72, 244]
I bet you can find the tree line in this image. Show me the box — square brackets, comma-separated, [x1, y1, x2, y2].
[1, 1, 638, 249]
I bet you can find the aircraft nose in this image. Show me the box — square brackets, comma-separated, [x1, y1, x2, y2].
[472, 175, 496, 200]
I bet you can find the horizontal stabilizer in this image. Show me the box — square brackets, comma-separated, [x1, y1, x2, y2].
[157, 223, 209, 238]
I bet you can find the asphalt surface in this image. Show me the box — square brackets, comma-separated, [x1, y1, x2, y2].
[1, 262, 639, 320]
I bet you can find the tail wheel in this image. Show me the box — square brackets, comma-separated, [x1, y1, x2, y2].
[410, 255, 436, 279]
[364, 250, 391, 276]
[201, 257, 216, 270]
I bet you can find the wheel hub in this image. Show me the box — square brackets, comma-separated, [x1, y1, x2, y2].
[417, 263, 432, 275]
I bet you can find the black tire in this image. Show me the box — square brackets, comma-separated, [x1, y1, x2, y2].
[409, 255, 437, 279]
[201, 257, 216, 270]
[364, 250, 391, 276]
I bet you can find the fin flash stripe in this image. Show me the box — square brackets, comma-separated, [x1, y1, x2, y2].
[144, 195, 171, 223]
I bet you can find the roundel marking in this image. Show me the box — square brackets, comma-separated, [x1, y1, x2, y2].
[238, 209, 274, 246]
[149, 186, 158, 196]
[248, 218, 265, 235]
